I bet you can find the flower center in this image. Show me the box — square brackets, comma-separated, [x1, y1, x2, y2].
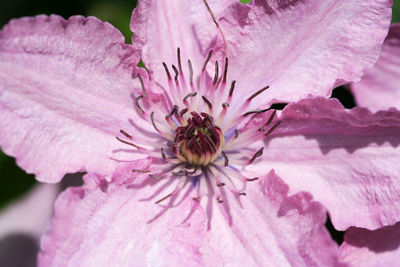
[173, 112, 224, 166]
[116, 48, 282, 207]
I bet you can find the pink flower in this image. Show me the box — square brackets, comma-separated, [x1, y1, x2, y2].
[351, 23, 400, 112]
[0, 0, 398, 265]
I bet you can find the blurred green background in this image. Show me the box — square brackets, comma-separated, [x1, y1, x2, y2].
[0, 0, 400, 209]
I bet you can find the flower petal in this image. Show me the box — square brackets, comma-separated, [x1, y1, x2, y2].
[351, 24, 400, 112]
[253, 97, 400, 230]
[203, 170, 343, 266]
[0, 15, 146, 182]
[130, 0, 232, 86]
[39, 160, 342, 266]
[217, 0, 392, 106]
[39, 159, 208, 266]
[340, 222, 400, 266]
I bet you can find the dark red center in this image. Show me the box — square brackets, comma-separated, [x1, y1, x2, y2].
[173, 112, 222, 161]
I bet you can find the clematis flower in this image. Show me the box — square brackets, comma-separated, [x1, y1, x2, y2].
[0, 0, 398, 265]
[350, 23, 400, 112]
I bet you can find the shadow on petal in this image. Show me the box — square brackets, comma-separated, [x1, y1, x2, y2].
[344, 221, 400, 253]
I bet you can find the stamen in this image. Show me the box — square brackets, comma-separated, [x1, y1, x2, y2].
[151, 112, 160, 132]
[155, 177, 187, 204]
[137, 74, 147, 97]
[237, 192, 247, 196]
[223, 57, 228, 83]
[221, 151, 229, 166]
[229, 81, 236, 97]
[166, 105, 179, 119]
[177, 47, 183, 74]
[202, 50, 213, 71]
[179, 108, 188, 117]
[172, 170, 188, 176]
[216, 102, 229, 125]
[202, 96, 213, 110]
[248, 147, 264, 165]
[165, 106, 179, 130]
[135, 95, 145, 114]
[120, 129, 132, 139]
[200, 112, 213, 121]
[132, 169, 151, 173]
[172, 65, 179, 82]
[155, 192, 173, 204]
[183, 92, 197, 102]
[246, 177, 259, 182]
[213, 61, 219, 84]
[243, 108, 271, 117]
[161, 147, 166, 159]
[149, 174, 164, 180]
[198, 131, 216, 153]
[247, 86, 270, 102]
[116, 136, 141, 149]
[162, 62, 172, 80]
[188, 60, 194, 85]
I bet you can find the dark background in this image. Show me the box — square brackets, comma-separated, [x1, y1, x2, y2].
[0, 0, 399, 247]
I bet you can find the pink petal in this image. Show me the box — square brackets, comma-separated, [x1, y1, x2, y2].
[340, 222, 400, 266]
[0, 15, 147, 182]
[351, 24, 400, 112]
[130, 0, 226, 85]
[0, 183, 58, 239]
[252, 97, 400, 230]
[203, 170, 343, 266]
[39, 160, 342, 266]
[216, 0, 392, 106]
